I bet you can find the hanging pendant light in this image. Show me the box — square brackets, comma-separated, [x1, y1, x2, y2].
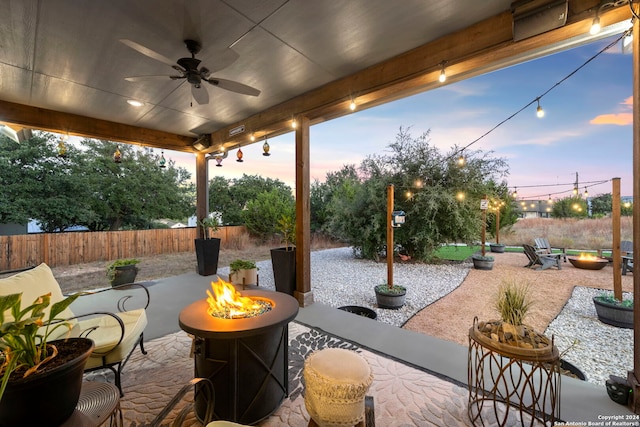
[215, 155, 223, 167]
[57, 137, 67, 158]
[236, 148, 244, 162]
[512, 187, 518, 198]
[262, 138, 271, 156]
[159, 150, 166, 168]
[114, 146, 122, 163]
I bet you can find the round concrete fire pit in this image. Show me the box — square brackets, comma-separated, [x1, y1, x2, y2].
[568, 256, 608, 270]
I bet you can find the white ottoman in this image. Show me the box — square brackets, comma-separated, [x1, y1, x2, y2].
[304, 348, 373, 427]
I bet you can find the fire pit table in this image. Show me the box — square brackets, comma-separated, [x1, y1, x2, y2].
[179, 284, 299, 425]
[568, 255, 608, 270]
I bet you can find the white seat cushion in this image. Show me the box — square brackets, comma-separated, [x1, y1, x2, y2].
[76, 308, 148, 369]
[0, 263, 76, 323]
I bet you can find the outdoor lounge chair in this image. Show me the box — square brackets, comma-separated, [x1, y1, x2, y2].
[0, 262, 149, 396]
[534, 237, 567, 262]
[523, 244, 561, 270]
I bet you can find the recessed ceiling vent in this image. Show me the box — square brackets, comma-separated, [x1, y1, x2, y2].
[512, 0, 568, 42]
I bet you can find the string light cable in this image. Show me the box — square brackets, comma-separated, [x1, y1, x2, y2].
[446, 28, 632, 164]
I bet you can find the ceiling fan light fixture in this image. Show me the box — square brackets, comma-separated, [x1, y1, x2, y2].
[126, 99, 144, 107]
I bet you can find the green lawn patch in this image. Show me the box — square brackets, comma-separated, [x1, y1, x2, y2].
[434, 245, 479, 261]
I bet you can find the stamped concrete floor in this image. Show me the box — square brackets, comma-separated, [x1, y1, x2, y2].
[94, 322, 546, 427]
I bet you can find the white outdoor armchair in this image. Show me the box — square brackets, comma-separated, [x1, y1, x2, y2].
[0, 263, 149, 396]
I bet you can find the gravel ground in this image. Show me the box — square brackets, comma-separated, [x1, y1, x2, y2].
[217, 246, 470, 326]
[545, 286, 633, 385]
[218, 247, 634, 387]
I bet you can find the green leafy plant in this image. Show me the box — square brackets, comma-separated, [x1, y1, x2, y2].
[494, 278, 533, 326]
[229, 259, 258, 274]
[106, 258, 140, 282]
[199, 216, 220, 239]
[375, 283, 406, 295]
[0, 292, 80, 400]
[277, 213, 296, 251]
[595, 293, 633, 308]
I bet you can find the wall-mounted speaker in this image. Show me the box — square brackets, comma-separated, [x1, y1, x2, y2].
[512, 0, 568, 42]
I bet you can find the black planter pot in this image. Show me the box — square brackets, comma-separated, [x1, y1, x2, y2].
[0, 337, 94, 427]
[338, 305, 377, 320]
[593, 297, 633, 329]
[195, 238, 221, 276]
[374, 286, 406, 309]
[270, 247, 296, 295]
[472, 257, 494, 270]
[110, 264, 139, 287]
[560, 359, 586, 381]
[490, 244, 505, 253]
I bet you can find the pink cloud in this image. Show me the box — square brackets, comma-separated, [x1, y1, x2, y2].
[589, 113, 632, 126]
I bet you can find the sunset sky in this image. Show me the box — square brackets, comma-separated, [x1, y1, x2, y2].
[147, 31, 635, 200]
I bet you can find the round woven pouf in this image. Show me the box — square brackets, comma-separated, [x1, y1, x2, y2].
[303, 348, 373, 427]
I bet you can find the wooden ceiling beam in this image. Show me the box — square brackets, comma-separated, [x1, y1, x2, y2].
[210, 0, 631, 150]
[0, 100, 195, 152]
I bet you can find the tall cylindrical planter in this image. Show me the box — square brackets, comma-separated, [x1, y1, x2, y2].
[195, 238, 221, 276]
[0, 338, 94, 427]
[270, 247, 296, 295]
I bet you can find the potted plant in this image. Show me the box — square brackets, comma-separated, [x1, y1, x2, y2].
[593, 292, 633, 329]
[195, 216, 221, 276]
[374, 282, 406, 309]
[0, 292, 94, 426]
[106, 258, 140, 287]
[270, 213, 296, 295]
[229, 259, 259, 287]
[472, 254, 495, 270]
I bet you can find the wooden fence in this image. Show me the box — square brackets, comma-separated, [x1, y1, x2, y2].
[0, 226, 247, 272]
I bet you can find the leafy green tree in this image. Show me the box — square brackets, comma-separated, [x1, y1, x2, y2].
[0, 133, 95, 231]
[590, 193, 612, 216]
[551, 196, 588, 218]
[242, 188, 295, 239]
[208, 174, 292, 225]
[326, 127, 509, 260]
[311, 165, 359, 233]
[79, 139, 195, 230]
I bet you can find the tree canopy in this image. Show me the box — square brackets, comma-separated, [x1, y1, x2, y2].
[0, 133, 195, 231]
[316, 127, 511, 260]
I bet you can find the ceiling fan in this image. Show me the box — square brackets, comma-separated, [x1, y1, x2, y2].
[120, 38, 260, 105]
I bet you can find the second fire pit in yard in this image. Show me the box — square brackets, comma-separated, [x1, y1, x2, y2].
[568, 254, 608, 270]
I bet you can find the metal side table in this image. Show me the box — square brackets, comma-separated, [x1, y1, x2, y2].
[62, 382, 122, 427]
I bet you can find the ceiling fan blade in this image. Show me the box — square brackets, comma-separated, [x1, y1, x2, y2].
[206, 78, 260, 96]
[124, 75, 179, 82]
[120, 39, 177, 67]
[203, 49, 240, 74]
[191, 84, 209, 105]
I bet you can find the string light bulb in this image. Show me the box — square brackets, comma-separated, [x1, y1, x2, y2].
[536, 99, 545, 118]
[548, 195, 552, 204]
[590, 15, 601, 35]
[438, 61, 447, 83]
[250, 133, 255, 142]
[456, 191, 465, 201]
[512, 187, 518, 198]
[584, 187, 588, 198]
[291, 118, 297, 129]
[406, 190, 412, 199]
[350, 99, 356, 111]
[573, 185, 578, 195]
[457, 152, 465, 166]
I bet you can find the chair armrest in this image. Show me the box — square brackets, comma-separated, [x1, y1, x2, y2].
[77, 283, 150, 312]
[52, 311, 126, 357]
[148, 378, 216, 427]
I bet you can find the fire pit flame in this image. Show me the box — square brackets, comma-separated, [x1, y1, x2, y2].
[577, 253, 599, 261]
[206, 278, 272, 319]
